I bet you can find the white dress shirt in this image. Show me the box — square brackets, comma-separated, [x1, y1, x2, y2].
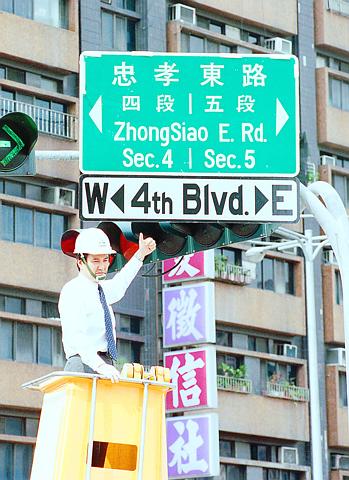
[58, 256, 142, 371]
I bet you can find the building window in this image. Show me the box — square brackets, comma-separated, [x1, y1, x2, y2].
[265, 361, 297, 386]
[332, 173, 349, 208]
[0, 414, 39, 437]
[114, 0, 136, 10]
[219, 439, 235, 457]
[249, 258, 295, 295]
[335, 270, 343, 305]
[216, 329, 233, 347]
[329, 77, 349, 111]
[263, 470, 300, 480]
[0, 443, 33, 480]
[251, 444, 274, 462]
[0, 179, 76, 208]
[0, 64, 63, 93]
[0, 319, 65, 366]
[248, 335, 270, 353]
[339, 371, 348, 407]
[181, 33, 232, 53]
[0, 292, 59, 318]
[117, 339, 143, 363]
[119, 314, 143, 334]
[219, 464, 246, 479]
[217, 353, 243, 375]
[1, 204, 67, 250]
[101, 9, 137, 51]
[0, 0, 68, 28]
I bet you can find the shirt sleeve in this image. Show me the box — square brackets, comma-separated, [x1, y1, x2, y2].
[59, 285, 106, 372]
[101, 254, 143, 305]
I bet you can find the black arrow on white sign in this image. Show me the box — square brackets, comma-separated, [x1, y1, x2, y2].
[255, 186, 269, 214]
[111, 184, 125, 213]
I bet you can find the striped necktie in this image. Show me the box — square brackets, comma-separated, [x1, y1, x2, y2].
[98, 284, 118, 361]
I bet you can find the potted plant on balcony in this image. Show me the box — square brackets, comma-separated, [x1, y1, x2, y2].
[215, 254, 228, 279]
[217, 362, 250, 393]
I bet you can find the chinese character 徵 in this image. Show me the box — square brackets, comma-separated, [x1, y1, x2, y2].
[167, 288, 202, 341]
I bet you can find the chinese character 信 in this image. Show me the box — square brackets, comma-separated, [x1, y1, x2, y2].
[200, 63, 224, 87]
[169, 420, 209, 474]
[178, 352, 205, 408]
[242, 64, 267, 87]
[154, 62, 179, 86]
[236, 94, 255, 113]
[169, 352, 205, 408]
[167, 288, 202, 342]
[156, 94, 175, 112]
[112, 62, 136, 87]
[122, 96, 140, 111]
[204, 95, 223, 113]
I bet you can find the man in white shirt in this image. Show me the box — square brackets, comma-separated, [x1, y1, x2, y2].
[58, 226, 156, 382]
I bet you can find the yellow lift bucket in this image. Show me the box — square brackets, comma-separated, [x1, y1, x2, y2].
[22, 369, 173, 480]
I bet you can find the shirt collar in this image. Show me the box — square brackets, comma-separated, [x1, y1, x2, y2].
[78, 271, 99, 287]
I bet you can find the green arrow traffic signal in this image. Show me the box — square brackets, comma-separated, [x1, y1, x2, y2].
[0, 112, 38, 175]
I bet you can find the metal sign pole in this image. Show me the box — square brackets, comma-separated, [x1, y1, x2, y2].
[85, 376, 98, 480]
[137, 382, 149, 480]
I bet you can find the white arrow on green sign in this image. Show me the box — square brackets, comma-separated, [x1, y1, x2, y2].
[80, 52, 299, 177]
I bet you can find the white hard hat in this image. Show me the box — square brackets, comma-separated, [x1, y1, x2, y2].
[73, 228, 116, 255]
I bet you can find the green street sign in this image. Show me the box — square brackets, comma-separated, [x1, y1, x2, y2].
[81, 52, 299, 177]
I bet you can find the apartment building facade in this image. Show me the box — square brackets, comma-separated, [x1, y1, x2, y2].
[0, 1, 157, 478]
[0, 0, 348, 479]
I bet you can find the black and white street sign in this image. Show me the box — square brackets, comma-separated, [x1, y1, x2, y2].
[79, 175, 300, 223]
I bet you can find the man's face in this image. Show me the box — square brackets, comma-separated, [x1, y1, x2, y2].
[78, 253, 110, 280]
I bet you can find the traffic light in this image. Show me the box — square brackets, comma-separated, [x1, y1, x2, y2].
[97, 221, 274, 271]
[0, 112, 38, 175]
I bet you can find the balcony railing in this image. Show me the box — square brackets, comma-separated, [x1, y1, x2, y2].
[265, 382, 309, 402]
[217, 375, 252, 393]
[0, 97, 78, 140]
[215, 261, 252, 285]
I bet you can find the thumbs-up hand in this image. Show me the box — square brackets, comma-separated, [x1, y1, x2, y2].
[137, 232, 156, 261]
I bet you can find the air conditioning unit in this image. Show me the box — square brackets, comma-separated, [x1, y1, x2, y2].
[320, 155, 336, 166]
[42, 186, 75, 208]
[331, 454, 349, 470]
[284, 344, 298, 358]
[277, 344, 298, 358]
[265, 37, 292, 55]
[279, 447, 299, 465]
[327, 0, 340, 11]
[323, 250, 336, 264]
[327, 348, 346, 366]
[170, 3, 196, 24]
[225, 25, 240, 40]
